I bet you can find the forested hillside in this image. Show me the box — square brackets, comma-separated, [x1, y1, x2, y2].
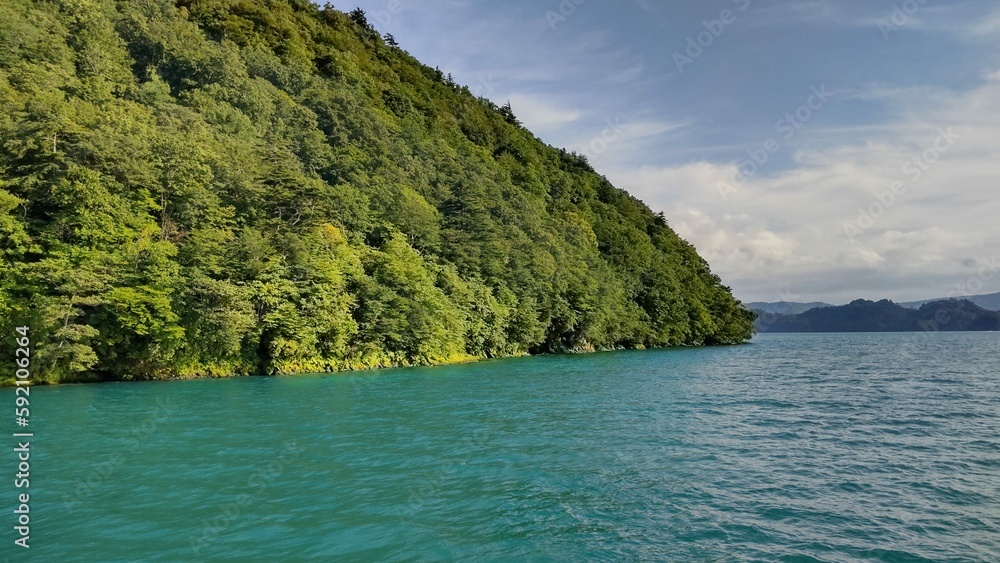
[0, 0, 754, 383]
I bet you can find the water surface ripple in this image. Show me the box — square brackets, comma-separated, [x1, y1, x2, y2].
[5, 332, 999, 561]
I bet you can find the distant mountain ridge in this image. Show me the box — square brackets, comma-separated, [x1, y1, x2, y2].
[755, 299, 1000, 333]
[746, 301, 832, 315]
[750, 291, 1000, 319]
[900, 291, 1000, 311]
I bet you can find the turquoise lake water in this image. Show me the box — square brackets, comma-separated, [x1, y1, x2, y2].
[2, 332, 999, 561]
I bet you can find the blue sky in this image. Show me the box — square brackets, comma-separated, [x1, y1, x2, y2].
[348, 0, 1000, 304]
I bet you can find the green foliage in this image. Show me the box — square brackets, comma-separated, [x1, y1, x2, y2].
[0, 0, 754, 384]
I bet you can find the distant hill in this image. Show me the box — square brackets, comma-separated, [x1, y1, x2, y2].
[756, 299, 1000, 333]
[900, 292, 1000, 311]
[747, 301, 832, 315]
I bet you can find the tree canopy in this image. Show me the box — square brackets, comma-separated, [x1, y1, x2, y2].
[0, 0, 754, 383]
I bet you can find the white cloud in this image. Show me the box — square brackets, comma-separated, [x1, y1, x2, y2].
[574, 119, 690, 160]
[605, 77, 1000, 303]
[607, 64, 644, 83]
[745, 0, 838, 27]
[971, 10, 1000, 36]
[506, 93, 582, 128]
[741, 1, 999, 41]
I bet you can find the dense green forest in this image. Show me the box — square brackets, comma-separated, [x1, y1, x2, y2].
[0, 0, 754, 383]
